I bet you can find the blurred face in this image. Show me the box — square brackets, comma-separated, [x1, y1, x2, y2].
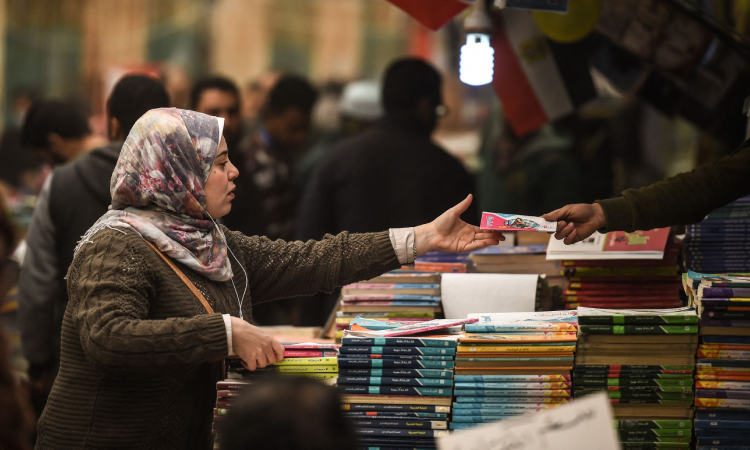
[264, 107, 312, 152]
[204, 137, 239, 219]
[196, 89, 241, 144]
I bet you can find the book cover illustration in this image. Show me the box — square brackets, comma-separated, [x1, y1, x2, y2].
[480, 213, 557, 232]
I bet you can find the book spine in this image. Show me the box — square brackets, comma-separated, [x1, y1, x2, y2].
[573, 378, 691, 387]
[702, 287, 750, 297]
[354, 428, 447, 438]
[578, 315, 697, 325]
[338, 354, 453, 361]
[697, 389, 750, 399]
[342, 412, 448, 419]
[337, 376, 453, 387]
[615, 420, 690, 429]
[337, 385, 452, 397]
[341, 403, 449, 413]
[465, 324, 578, 333]
[337, 368, 453, 379]
[453, 389, 571, 397]
[272, 357, 338, 366]
[454, 382, 571, 390]
[579, 324, 699, 334]
[454, 397, 570, 404]
[456, 345, 576, 353]
[340, 337, 456, 348]
[350, 419, 447, 430]
[339, 346, 456, 356]
[337, 359, 454, 369]
[283, 350, 338, 357]
[454, 375, 571, 382]
[695, 420, 750, 430]
[698, 350, 750, 359]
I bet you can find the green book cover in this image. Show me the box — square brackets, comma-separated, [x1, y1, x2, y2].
[614, 420, 691, 429]
[579, 324, 699, 335]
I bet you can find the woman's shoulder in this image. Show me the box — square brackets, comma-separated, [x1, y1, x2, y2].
[73, 226, 151, 262]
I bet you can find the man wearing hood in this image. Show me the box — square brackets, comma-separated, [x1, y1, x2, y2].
[18, 75, 170, 412]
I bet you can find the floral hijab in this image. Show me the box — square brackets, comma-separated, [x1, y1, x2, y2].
[77, 108, 233, 281]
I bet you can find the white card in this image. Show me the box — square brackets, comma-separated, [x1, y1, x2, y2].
[441, 273, 538, 319]
[437, 392, 620, 450]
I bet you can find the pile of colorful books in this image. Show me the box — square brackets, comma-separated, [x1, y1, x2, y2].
[684, 196, 750, 273]
[450, 311, 578, 431]
[330, 270, 442, 342]
[574, 307, 698, 449]
[214, 344, 339, 435]
[337, 319, 473, 449]
[687, 274, 750, 448]
[412, 251, 471, 273]
[468, 244, 562, 286]
[547, 229, 681, 310]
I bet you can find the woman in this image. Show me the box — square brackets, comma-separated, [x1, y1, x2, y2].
[36, 108, 502, 450]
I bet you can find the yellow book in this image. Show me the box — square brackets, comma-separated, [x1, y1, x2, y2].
[457, 345, 576, 353]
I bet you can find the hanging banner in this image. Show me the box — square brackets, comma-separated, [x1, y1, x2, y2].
[385, 0, 469, 31]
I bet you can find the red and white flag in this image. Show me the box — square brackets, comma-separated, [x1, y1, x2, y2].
[491, 10, 595, 136]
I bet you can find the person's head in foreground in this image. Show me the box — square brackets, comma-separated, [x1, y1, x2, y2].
[219, 376, 357, 450]
[382, 57, 443, 134]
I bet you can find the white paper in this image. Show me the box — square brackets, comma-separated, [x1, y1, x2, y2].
[437, 392, 620, 450]
[441, 274, 538, 319]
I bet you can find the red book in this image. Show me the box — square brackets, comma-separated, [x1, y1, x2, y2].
[284, 350, 338, 358]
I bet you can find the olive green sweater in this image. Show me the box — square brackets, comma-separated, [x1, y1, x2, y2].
[597, 145, 750, 232]
[36, 227, 400, 450]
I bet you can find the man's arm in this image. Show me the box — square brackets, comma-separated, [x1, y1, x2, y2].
[544, 145, 750, 244]
[17, 175, 60, 371]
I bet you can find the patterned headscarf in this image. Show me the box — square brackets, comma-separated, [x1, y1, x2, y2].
[77, 108, 233, 281]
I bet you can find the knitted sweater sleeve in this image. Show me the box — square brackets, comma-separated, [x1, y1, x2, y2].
[69, 230, 228, 370]
[227, 229, 401, 304]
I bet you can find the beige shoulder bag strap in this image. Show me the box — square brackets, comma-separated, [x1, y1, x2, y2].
[145, 240, 215, 314]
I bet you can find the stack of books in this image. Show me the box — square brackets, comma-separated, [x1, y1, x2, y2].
[550, 230, 681, 310]
[412, 251, 471, 273]
[469, 245, 565, 288]
[450, 311, 578, 431]
[337, 319, 474, 449]
[330, 271, 442, 342]
[574, 307, 698, 449]
[213, 343, 339, 440]
[684, 196, 750, 274]
[686, 274, 750, 448]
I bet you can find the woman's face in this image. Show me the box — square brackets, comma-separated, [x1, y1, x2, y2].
[204, 137, 239, 219]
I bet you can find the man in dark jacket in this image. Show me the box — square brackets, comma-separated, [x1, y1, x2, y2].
[297, 58, 477, 240]
[294, 58, 477, 325]
[17, 75, 170, 410]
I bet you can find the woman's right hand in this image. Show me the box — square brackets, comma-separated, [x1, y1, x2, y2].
[230, 317, 285, 371]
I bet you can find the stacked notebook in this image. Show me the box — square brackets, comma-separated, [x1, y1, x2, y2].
[574, 307, 698, 449]
[684, 196, 750, 273]
[450, 311, 578, 431]
[337, 329, 460, 449]
[331, 270, 442, 342]
[214, 343, 340, 439]
[685, 274, 750, 448]
[412, 251, 472, 273]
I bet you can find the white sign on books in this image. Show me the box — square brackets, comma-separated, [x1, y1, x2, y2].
[437, 392, 620, 450]
[441, 274, 538, 319]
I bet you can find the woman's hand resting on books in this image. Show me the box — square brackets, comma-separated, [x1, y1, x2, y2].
[542, 203, 607, 245]
[230, 317, 285, 371]
[415, 194, 504, 255]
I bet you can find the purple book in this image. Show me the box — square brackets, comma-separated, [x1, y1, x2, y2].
[699, 319, 750, 327]
[701, 287, 750, 298]
[697, 389, 750, 399]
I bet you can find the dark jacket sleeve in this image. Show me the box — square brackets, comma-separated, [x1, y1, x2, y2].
[229, 228, 401, 304]
[596, 145, 750, 232]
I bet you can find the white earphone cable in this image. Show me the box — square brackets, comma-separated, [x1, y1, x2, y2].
[205, 211, 248, 320]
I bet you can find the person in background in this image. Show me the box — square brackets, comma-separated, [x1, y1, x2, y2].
[241, 70, 282, 133]
[295, 58, 477, 326]
[218, 377, 357, 450]
[223, 75, 318, 243]
[296, 79, 383, 188]
[20, 100, 102, 167]
[544, 139, 750, 244]
[0, 192, 35, 450]
[191, 76, 244, 152]
[0, 88, 44, 191]
[17, 75, 170, 414]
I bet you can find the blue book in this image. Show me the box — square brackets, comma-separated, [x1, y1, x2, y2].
[453, 403, 553, 411]
[341, 336, 457, 348]
[453, 389, 570, 397]
[339, 346, 456, 356]
[695, 420, 750, 430]
[337, 376, 453, 388]
[355, 427, 448, 438]
[338, 368, 454, 379]
[455, 382, 571, 389]
[701, 336, 750, 345]
[337, 359, 454, 369]
[338, 385, 452, 397]
[451, 416, 517, 423]
[697, 410, 750, 421]
[455, 397, 569, 403]
[450, 422, 482, 430]
[698, 360, 750, 368]
[340, 403, 450, 413]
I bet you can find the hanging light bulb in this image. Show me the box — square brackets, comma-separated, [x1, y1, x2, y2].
[460, 0, 494, 87]
[460, 33, 494, 86]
